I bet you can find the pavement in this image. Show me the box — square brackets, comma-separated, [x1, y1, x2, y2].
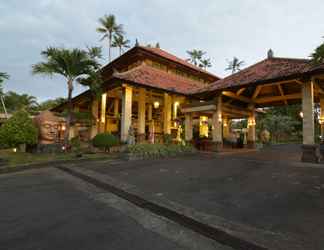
[78, 144, 324, 250]
[0, 168, 188, 250]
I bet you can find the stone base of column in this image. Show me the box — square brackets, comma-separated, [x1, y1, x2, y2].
[211, 142, 223, 152]
[137, 134, 146, 143]
[246, 141, 256, 149]
[301, 144, 320, 163]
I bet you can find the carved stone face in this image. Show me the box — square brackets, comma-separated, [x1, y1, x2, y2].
[39, 121, 59, 144]
[34, 111, 60, 145]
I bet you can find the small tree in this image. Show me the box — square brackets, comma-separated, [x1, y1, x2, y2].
[0, 110, 38, 148]
[92, 133, 119, 152]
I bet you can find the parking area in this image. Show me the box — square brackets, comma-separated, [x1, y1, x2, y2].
[81, 144, 324, 249]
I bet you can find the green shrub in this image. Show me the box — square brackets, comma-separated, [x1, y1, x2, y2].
[70, 136, 81, 154]
[0, 110, 38, 148]
[163, 134, 172, 145]
[128, 143, 196, 159]
[92, 133, 119, 152]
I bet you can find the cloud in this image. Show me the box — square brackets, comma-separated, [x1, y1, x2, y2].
[1, 0, 324, 101]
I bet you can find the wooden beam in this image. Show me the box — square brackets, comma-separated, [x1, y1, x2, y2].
[252, 85, 262, 99]
[236, 88, 246, 96]
[222, 91, 252, 103]
[255, 93, 301, 104]
[277, 84, 288, 105]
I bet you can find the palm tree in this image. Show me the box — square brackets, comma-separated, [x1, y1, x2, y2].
[112, 35, 130, 56]
[226, 57, 245, 74]
[0, 72, 9, 84]
[186, 49, 206, 66]
[310, 41, 324, 64]
[32, 47, 101, 146]
[199, 58, 212, 69]
[96, 14, 124, 62]
[0, 72, 9, 115]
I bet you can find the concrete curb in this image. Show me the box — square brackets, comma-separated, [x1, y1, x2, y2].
[0, 156, 117, 175]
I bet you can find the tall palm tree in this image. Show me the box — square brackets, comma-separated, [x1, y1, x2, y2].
[0, 72, 9, 116]
[226, 57, 245, 74]
[311, 41, 324, 64]
[96, 14, 124, 62]
[199, 58, 212, 69]
[186, 49, 206, 66]
[112, 34, 130, 56]
[0, 72, 9, 84]
[32, 47, 101, 146]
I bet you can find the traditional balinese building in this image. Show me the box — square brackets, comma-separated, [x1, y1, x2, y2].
[53, 45, 324, 162]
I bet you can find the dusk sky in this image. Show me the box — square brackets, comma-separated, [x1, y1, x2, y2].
[1, 0, 324, 102]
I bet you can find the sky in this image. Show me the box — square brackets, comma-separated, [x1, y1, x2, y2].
[1, 0, 324, 102]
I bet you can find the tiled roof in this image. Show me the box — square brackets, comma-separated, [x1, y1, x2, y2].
[139, 46, 220, 80]
[197, 57, 324, 93]
[113, 63, 205, 94]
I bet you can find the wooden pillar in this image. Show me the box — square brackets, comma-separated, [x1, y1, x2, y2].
[163, 93, 171, 134]
[90, 99, 99, 139]
[148, 103, 153, 134]
[114, 98, 119, 117]
[100, 93, 107, 133]
[212, 95, 223, 150]
[301, 79, 318, 162]
[320, 97, 324, 140]
[223, 117, 230, 139]
[138, 88, 146, 142]
[247, 109, 256, 148]
[121, 85, 132, 142]
[185, 113, 193, 141]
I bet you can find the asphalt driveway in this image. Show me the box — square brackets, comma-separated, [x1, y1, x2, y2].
[0, 168, 186, 250]
[82, 144, 324, 250]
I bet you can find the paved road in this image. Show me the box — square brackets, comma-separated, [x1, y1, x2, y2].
[0, 168, 187, 250]
[82, 145, 324, 250]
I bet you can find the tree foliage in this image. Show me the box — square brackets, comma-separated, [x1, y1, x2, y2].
[186, 49, 212, 69]
[92, 133, 119, 151]
[1, 91, 38, 113]
[0, 110, 38, 147]
[112, 34, 130, 56]
[257, 105, 302, 143]
[310, 41, 324, 64]
[226, 57, 245, 74]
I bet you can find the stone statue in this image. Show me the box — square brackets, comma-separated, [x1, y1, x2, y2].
[127, 124, 136, 145]
[34, 111, 60, 145]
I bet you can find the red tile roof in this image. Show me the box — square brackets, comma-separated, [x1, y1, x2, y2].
[113, 63, 205, 94]
[197, 57, 324, 93]
[139, 46, 220, 80]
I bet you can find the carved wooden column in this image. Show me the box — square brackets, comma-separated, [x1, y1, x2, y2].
[212, 95, 223, 151]
[137, 88, 146, 142]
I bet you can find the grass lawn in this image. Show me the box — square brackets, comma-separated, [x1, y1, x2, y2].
[0, 149, 115, 167]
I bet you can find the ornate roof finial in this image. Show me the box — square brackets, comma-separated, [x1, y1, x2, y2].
[135, 38, 139, 47]
[155, 42, 160, 48]
[267, 49, 274, 59]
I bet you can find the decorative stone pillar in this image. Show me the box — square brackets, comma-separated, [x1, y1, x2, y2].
[90, 99, 99, 139]
[185, 113, 193, 141]
[301, 79, 319, 162]
[100, 93, 107, 133]
[247, 109, 256, 148]
[137, 88, 146, 142]
[121, 85, 133, 142]
[163, 93, 171, 135]
[212, 95, 223, 151]
[223, 117, 230, 140]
